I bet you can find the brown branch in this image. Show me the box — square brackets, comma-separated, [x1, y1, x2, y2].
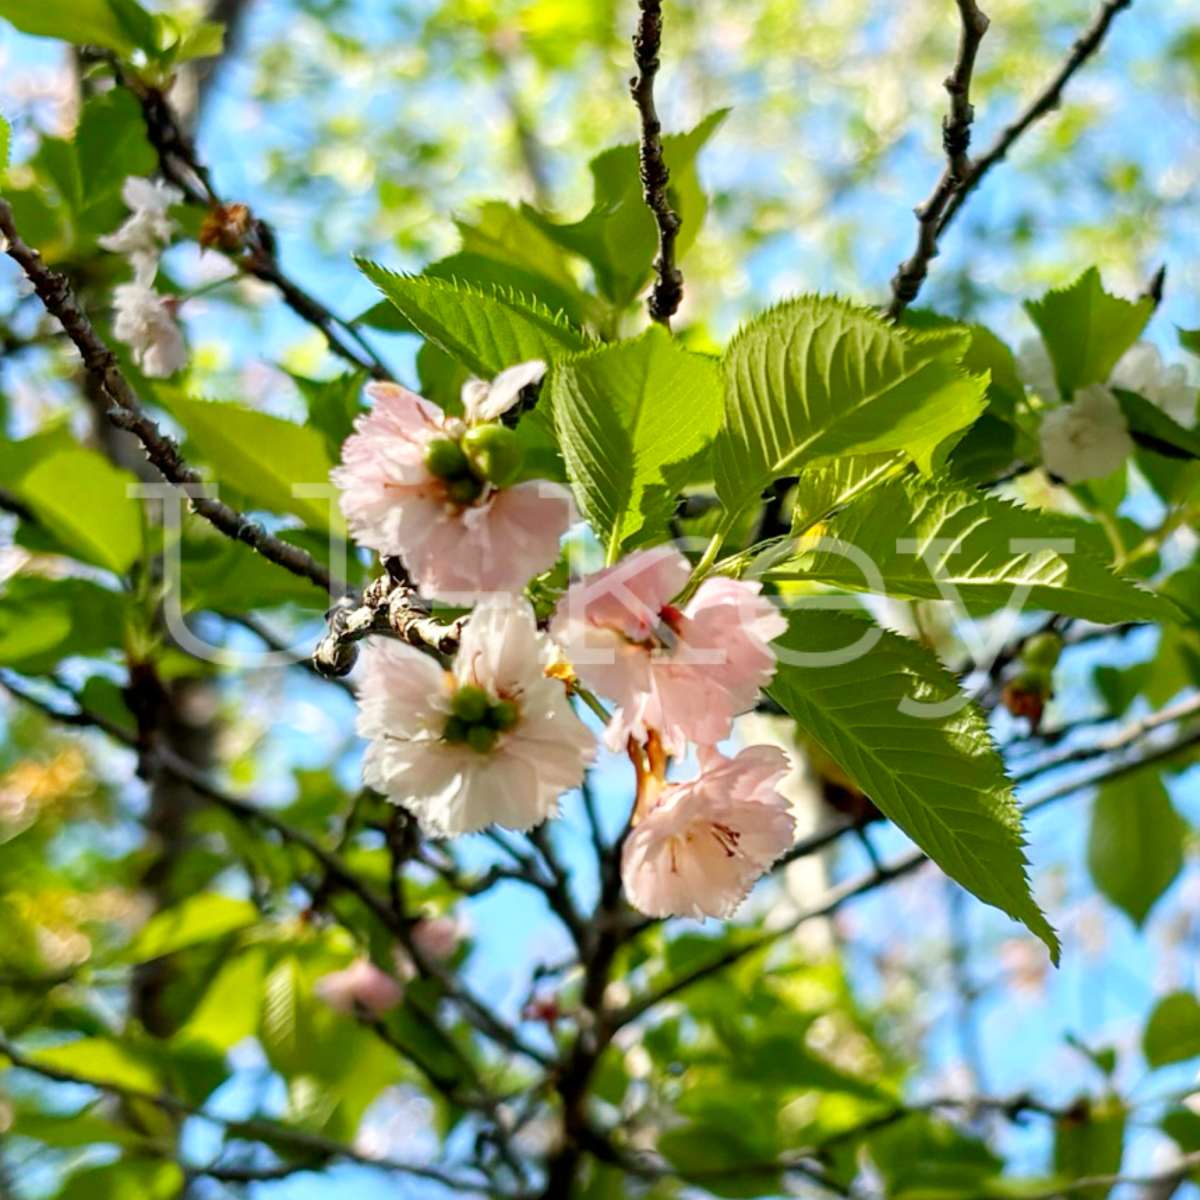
[0, 197, 340, 597]
[102, 57, 390, 381]
[312, 571, 467, 678]
[886, 0, 990, 319]
[887, 0, 1135, 319]
[630, 0, 683, 327]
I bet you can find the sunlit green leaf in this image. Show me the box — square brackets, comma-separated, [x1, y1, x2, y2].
[768, 611, 1059, 960]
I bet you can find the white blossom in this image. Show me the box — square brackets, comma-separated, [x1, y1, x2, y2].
[461, 359, 547, 424]
[1110, 341, 1197, 427]
[356, 595, 594, 837]
[1039, 384, 1133, 484]
[112, 282, 187, 378]
[98, 176, 183, 283]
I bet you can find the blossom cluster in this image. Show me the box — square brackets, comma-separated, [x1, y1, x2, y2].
[335, 366, 796, 921]
[100, 176, 188, 378]
[1021, 338, 1197, 484]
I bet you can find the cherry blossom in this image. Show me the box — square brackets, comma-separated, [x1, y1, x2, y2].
[332, 377, 571, 601]
[1110, 342, 1197, 427]
[98, 176, 182, 283]
[356, 594, 594, 836]
[315, 958, 404, 1018]
[550, 546, 786, 753]
[1039, 383, 1134, 484]
[621, 746, 796, 919]
[112, 282, 187, 378]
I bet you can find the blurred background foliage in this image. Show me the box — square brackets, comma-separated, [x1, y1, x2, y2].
[2, 0, 1200, 1198]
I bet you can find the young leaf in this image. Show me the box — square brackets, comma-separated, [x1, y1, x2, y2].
[1087, 774, 1186, 927]
[123, 895, 259, 964]
[1144, 992, 1200, 1069]
[549, 326, 723, 560]
[713, 295, 987, 519]
[165, 398, 344, 534]
[0, 575, 128, 673]
[0, 0, 151, 52]
[1112, 387, 1200, 459]
[75, 89, 156, 205]
[17, 447, 144, 574]
[1024, 268, 1154, 397]
[356, 262, 591, 378]
[532, 110, 727, 310]
[768, 478, 1170, 624]
[767, 610, 1059, 961]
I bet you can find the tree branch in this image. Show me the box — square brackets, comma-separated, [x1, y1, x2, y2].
[887, 0, 1134, 318]
[0, 197, 341, 597]
[886, 0, 990, 319]
[101, 57, 391, 382]
[630, 0, 683, 327]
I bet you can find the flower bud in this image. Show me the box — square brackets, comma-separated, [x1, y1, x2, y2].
[467, 723, 499, 754]
[445, 474, 485, 505]
[1022, 631, 1063, 671]
[489, 699, 520, 731]
[423, 436, 472, 482]
[462, 424, 525, 489]
[451, 684, 492, 724]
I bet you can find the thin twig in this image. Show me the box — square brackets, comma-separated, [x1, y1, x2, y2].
[103, 57, 391, 381]
[887, 0, 1134, 318]
[887, 0, 990, 319]
[0, 198, 341, 597]
[630, 0, 683, 326]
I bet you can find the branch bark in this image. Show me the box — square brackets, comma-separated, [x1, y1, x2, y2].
[0, 197, 341, 597]
[630, 0, 684, 327]
[887, 0, 1134, 319]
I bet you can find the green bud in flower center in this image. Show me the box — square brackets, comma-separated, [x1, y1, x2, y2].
[450, 684, 492, 724]
[424, 436, 472, 482]
[490, 699, 520, 731]
[444, 685, 521, 753]
[462, 424, 525, 489]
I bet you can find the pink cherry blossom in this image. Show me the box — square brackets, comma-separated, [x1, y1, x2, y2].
[621, 746, 796, 919]
[356, 594, 595, 836]
[549, 546, 787, 753]
[411, 915, 461, 961]
[332, 380, 572, 602]
[314, 958, 404, 1018]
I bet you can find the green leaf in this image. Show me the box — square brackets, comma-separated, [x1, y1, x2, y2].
[53, 1160, 184, 1200]
[1180, 328, 1200, 358]
[0, 575, 128, 672]
[0, 110, 9, 177]
[15, 449, 143, 574]
[768, 479, 1170, 624]
[124, 894, 258, 964]
[532, 110, 727, 309]
[767, 610, 1058, 960]
[26, 1038, 160, 1092]
[181, 529, 328, 611]
[1024, 268, 1154, 397]
[789, 453, 908, 531]
[429, 201, 589, 326]
[1087, 774, 1186, 927]
[549, 326, 723, 560]
[0, 0, 149, 52]
[357, 263, 591, 378]
[1054, 1099, 1125, 1200]
[713, 295, 987, 519]
[173, 947, 267, 1053]
[76, 90, 156, 205]
[165, 398, 343, 533]
[1144, 992, 1200, 1069]
[289, 369, 366, 461]
[1113, 387, 1200, 459]
[10, 1108, 150, 1149]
